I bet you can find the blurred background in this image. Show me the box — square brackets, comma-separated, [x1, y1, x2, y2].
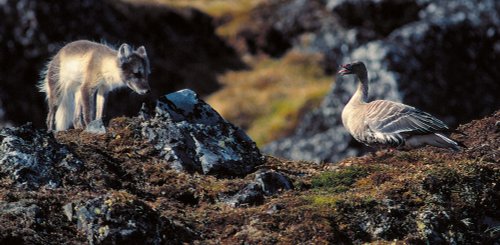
[1, 0, 499, 162]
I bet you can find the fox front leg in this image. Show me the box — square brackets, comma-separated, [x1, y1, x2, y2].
[95, 89, 107, 121]
[80, 84, 97, 128]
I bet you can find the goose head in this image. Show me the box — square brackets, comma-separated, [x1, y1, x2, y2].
[338, 61, 366, 76]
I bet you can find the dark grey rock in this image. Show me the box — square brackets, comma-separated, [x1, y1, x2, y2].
[0, 101, 9, 128]
[0, 201, 42, 226]
[225, 183, 265, 207]
[224, 170, 292, 207]
[326, 0, 421, 35]
[0, 123, 82, 189]
[141, 89, 264, 177]
[265, 0, 500, 163]
[255, 170, 293, 196]
[68, 193, 195, 245]
[416, 210, 450, 243]
[240, 0, 423, 69]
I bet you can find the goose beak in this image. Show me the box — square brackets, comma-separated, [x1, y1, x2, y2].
[337, 65, 350, 75]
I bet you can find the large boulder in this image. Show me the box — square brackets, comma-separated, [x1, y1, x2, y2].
[235, 0, 423, 70]
[0, 0, 243, 128]
[264, 0, 500, 162]
[141, 89, 264, 177]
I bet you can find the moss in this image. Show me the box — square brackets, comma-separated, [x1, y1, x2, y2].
[311, 166, 371, 193]
[307, 194, 340, 208]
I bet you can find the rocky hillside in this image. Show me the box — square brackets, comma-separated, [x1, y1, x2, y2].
[0, 90, 498, 244]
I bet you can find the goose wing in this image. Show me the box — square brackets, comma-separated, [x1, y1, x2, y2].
[365, 100, 449, 136]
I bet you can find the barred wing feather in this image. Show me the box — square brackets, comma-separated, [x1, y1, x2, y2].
[365, 100, 449, 135]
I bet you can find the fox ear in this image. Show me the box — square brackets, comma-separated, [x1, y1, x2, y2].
[118, 43, 132, 64]
[136, 46, 147, 58]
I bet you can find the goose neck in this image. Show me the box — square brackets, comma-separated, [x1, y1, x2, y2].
[353, 72, 369, 103]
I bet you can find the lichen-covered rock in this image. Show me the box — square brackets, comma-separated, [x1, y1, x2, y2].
[0, 201, 42, 228]
[224, 183, 265, 207]
[255, 169, 293, 196]
[265, 0, 500, 163]
[141, 89, 264, 177]
[0, 201, 43, 243]
[224, 170, 293, 207]
[67, 192, 195, 245]
[0, 123, 82, 189]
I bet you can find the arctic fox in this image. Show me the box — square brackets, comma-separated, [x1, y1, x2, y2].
[38, 40, 151, 131]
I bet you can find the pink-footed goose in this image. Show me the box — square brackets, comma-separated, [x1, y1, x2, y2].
[338, 61, 463, 151]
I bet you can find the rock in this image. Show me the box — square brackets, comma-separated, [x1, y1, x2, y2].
[0, 123, 82, 189]
[266, 203, 284, 214]
[265, 0, 500, 163]
[68, 192, 195, 244]
[0, 0, 243, 128]
[326, 0, 421, 36]
[0, 201, 42, 227]
[62, 203, 74, 222]
[141, 89, 264, 177]
[255, 169, 293, 196]
[0, 101, 10, 128]
[236, 0, 423, 70]
[85, 119, 106, 134]
[0, 201, 43, 243]
[224, 170, 293, 207]
[225, 183, 265, 207]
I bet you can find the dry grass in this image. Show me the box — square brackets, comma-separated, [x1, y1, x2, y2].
[129, 0, 261, 17]
[206, 51, 333, 146]
[123, 0, 263, 38]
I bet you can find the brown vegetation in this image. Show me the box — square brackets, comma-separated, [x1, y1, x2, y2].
[1, 111, 498, 244]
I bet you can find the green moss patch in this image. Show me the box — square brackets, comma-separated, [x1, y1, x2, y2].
[311, 166, 372, 193]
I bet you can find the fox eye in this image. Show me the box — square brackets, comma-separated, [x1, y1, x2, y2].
[133, 72, 142, 78]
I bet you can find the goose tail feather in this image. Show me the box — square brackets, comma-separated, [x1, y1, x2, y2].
[405, 133, 464, 151]
[434, 133, 463, 151]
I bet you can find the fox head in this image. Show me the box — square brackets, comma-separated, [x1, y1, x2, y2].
[117, 43, 151, 95]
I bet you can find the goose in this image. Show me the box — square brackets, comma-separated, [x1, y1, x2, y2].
[337, 61, 463, 151]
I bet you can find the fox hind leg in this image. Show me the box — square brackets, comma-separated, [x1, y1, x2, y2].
[54, 90, 75, 131]
[73, 90, 84, 129]
[44, 56, 61, 131]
